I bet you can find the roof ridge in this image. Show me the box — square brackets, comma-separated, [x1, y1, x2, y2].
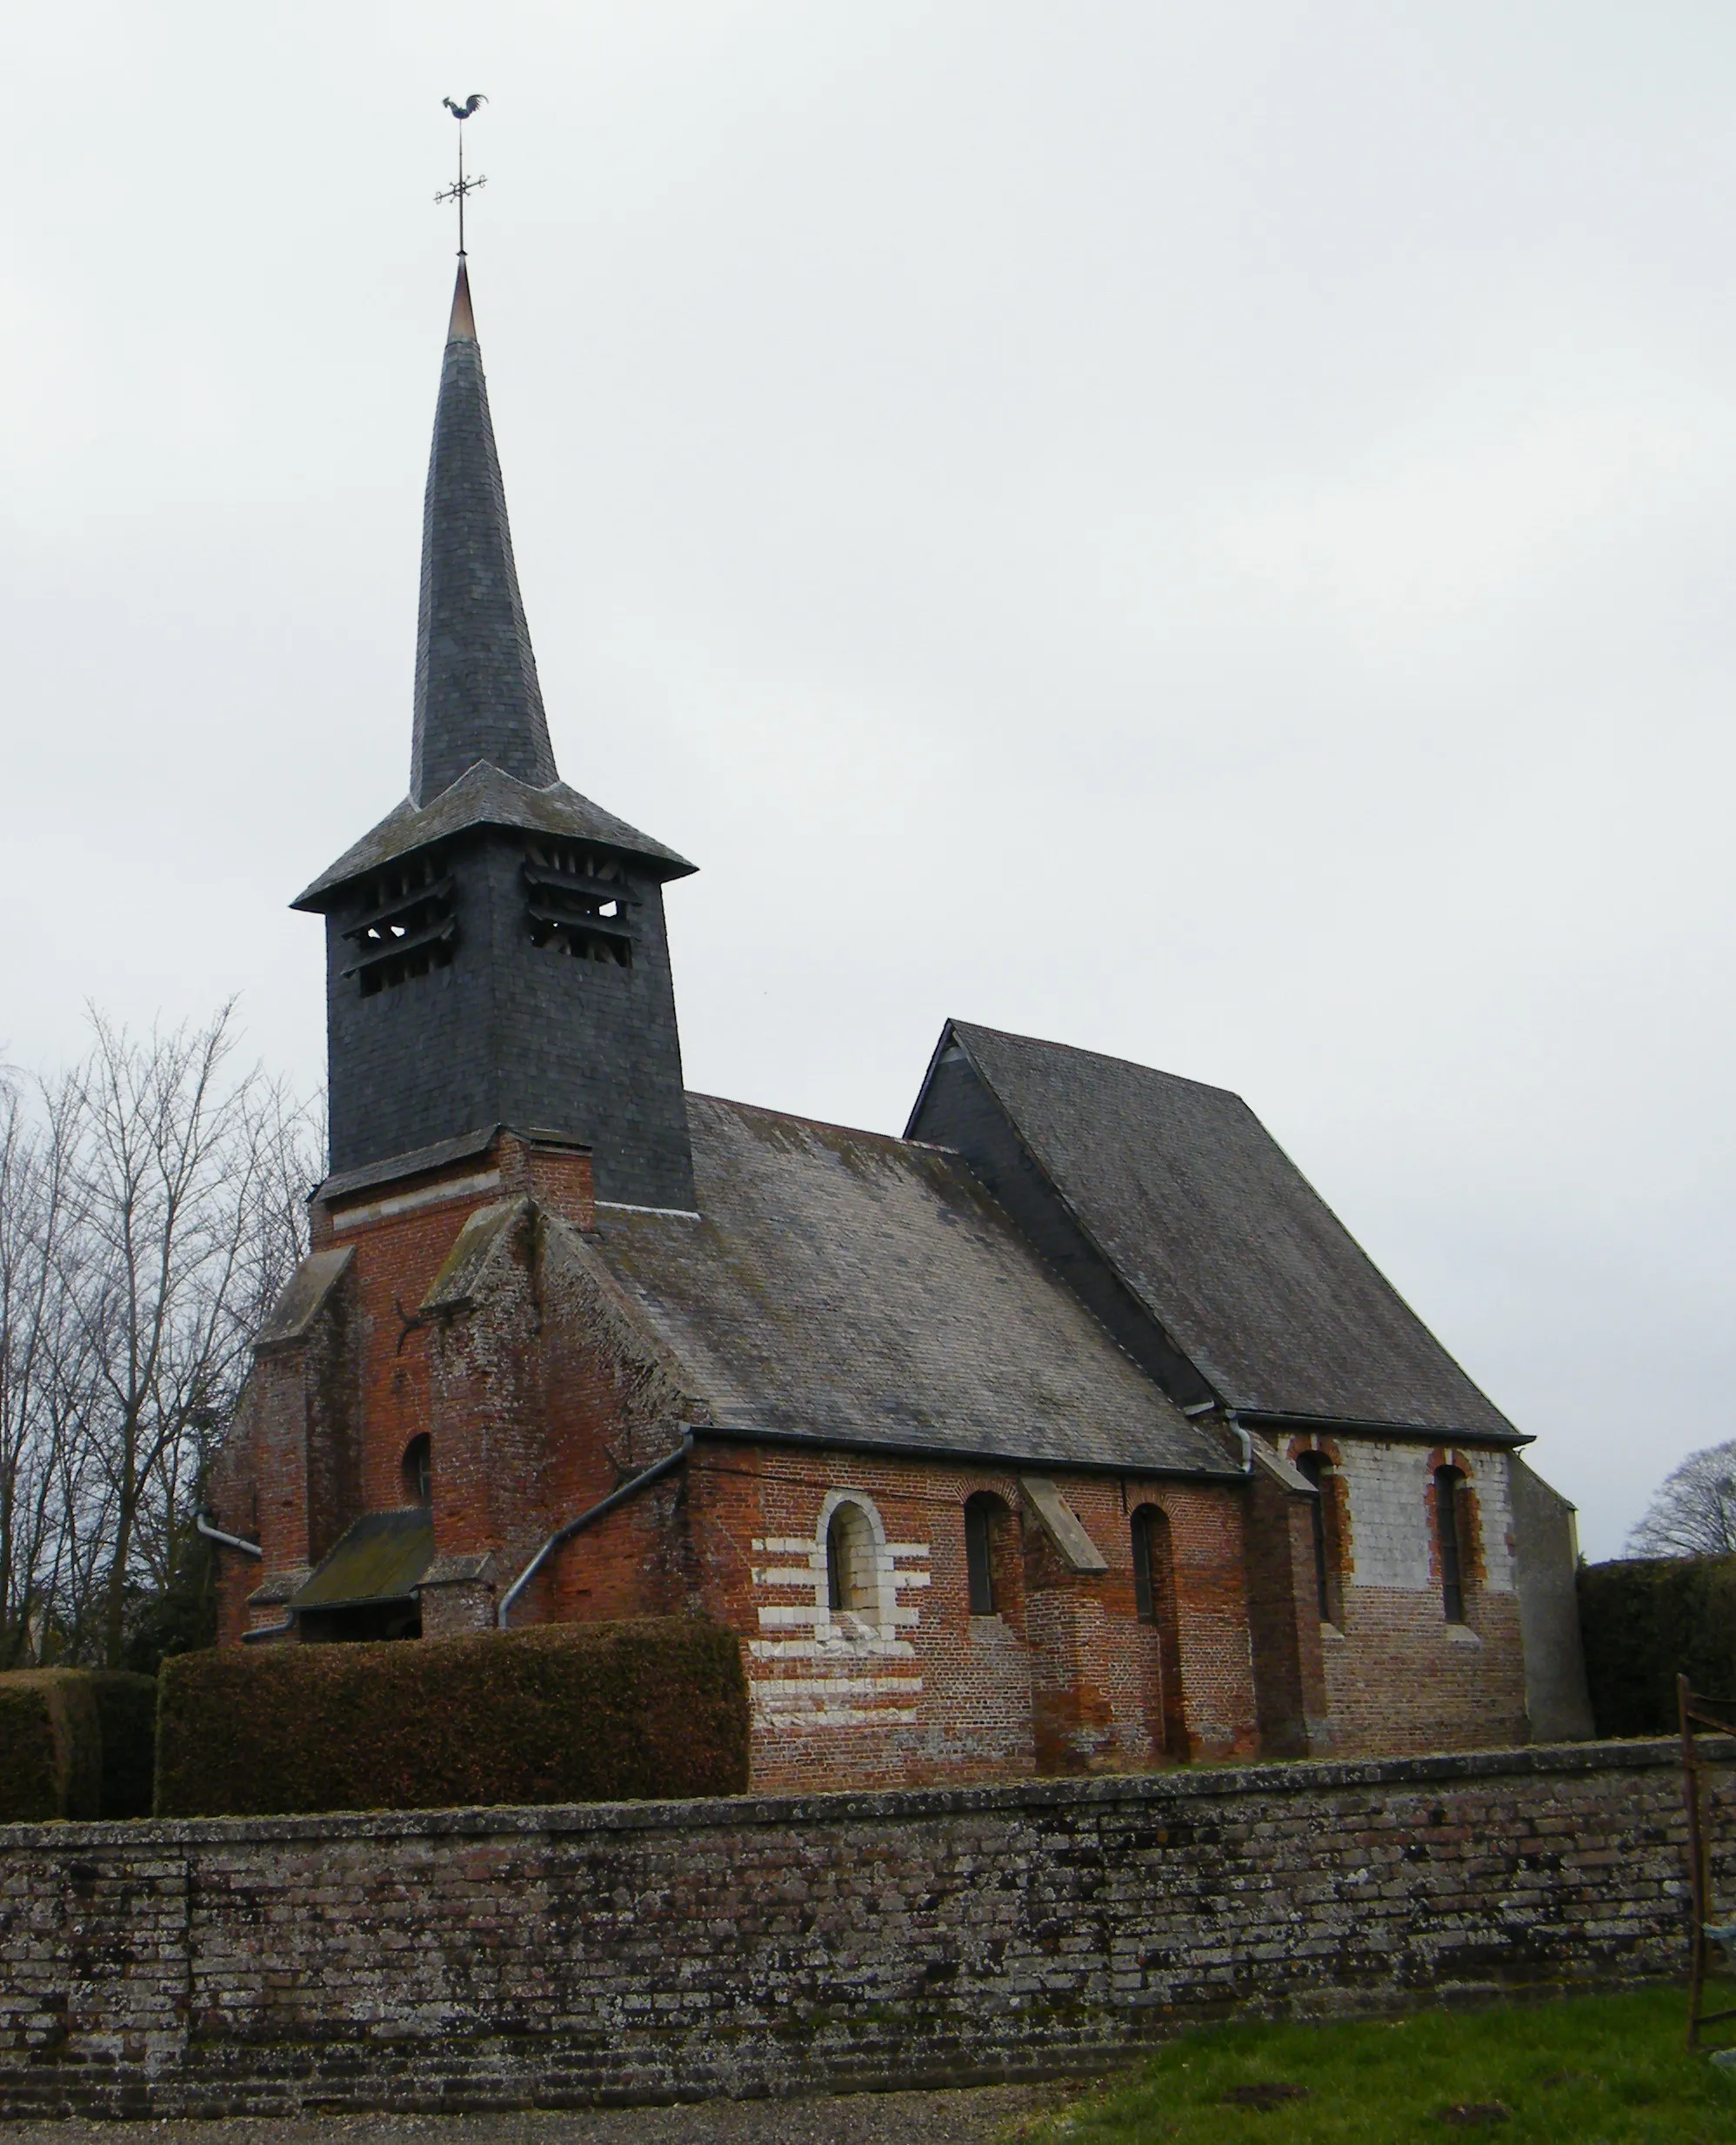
[684, 1092, 916, 1151]
[950, 1019, 1248, 1107]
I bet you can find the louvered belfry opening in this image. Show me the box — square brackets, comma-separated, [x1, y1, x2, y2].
[343, 854, 457, 997]
[524, 839, 634, 967]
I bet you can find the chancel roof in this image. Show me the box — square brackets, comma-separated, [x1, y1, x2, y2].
[929, 1023, 1518, 1440]
[587, 1093, 1237, 1477]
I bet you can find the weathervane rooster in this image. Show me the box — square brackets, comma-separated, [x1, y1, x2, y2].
[436, 95, 489, 254]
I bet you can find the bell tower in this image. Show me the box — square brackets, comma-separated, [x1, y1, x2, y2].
[293, 264, 698, 1212]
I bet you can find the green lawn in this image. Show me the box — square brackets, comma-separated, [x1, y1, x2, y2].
[1009, 1988, 1736, 2142]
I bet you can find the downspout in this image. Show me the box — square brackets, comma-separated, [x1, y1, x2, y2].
[1182, 1398, 1253, 1474]
[497, 1432, 695, 1631]
[197, 1512, 263, 1559]
[197, 1511, 298, 1645]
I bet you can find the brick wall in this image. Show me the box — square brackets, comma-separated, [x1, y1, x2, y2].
[0, 1739, 1721, 2120]
[213, 1151, 514, 1642]
[678, 1443, 1263, 1789]
[210, 1159, 1530, 1783]
[213, 1135, 612, 1645]
[1284, 1434, 1530, 1755]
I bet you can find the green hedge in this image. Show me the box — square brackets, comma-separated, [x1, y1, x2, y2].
[1578, 1555, 1736, 1736]
[156, 1617, 750, 1817]
[0, 1671, 103, 1822]
[84, 1670, 159, 1819]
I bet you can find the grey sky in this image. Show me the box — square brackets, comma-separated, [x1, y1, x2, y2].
[5, 2, 1733, 1557]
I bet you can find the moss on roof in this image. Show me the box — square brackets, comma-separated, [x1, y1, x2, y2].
[588, 1094, 1235, 1477]
[293, 1508, 434, 1613]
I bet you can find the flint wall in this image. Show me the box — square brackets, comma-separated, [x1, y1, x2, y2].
[0, 1738, 1721, 2119]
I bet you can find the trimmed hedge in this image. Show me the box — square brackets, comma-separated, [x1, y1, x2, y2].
[0, 1671, 103, 1822]
[84, 1670, 159, 1819]
[156, 1617, 751, 1817]
[1578, 1554, 1736, 1736]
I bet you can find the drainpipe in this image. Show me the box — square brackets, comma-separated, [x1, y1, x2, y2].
[197, 1511, 263, 1559]
[1182, 1398, 1253, 1474]
[497, 1432, 695, 1631]
[198, 1512, 294, 1642]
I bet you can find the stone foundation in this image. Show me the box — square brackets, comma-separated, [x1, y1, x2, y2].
[0, 1738, 1721, 2119]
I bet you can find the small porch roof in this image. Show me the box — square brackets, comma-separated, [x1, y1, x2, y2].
[291, 1507, 435, 1614]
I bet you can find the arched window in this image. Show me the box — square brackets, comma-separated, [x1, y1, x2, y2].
[1293, 1451, 1337, 1622]
[964, 1493, 1005, 1616]
[1434, 1466, 1467, 1624]
[825, 1500, 877, 1616]
[1132, 1504, 1188, 1760]
[402, 1433, 432, 1507]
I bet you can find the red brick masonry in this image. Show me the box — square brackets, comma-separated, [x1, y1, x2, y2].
[0, 1737, 1722, 2120]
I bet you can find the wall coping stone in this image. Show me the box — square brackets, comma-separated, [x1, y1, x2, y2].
[2, 1734, 1721, 1852]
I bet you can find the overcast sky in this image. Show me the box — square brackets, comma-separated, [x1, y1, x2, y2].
[5, 2, 1733, 1557]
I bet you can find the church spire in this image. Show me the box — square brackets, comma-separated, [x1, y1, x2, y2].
[408, 259, 558, 808]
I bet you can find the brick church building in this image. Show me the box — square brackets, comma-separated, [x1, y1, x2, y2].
[208, 260, 1592, 1788]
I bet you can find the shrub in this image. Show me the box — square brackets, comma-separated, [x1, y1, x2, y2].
[156, 1616, 750, 1818]
[84, 1670, 159, 1819]
[0, 1671, 103, 1822]
[1578, 1554, 1736, 1736]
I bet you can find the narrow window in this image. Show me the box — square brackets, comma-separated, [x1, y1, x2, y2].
[1295, 1452, 1332, 1621]
[402, 1434, 432, 1507]
[965, 1495, 996, 1615]
[1132, 1506, 1188, 1760]
[825, 1501, 875, 1616]
[827, 1507, 845, 1611]
[1132, 1509, 1155, 1624]
[1435, 1467, 1466, 1624]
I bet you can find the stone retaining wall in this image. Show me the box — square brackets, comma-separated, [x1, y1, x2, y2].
[0, 1739, 1725, 2119]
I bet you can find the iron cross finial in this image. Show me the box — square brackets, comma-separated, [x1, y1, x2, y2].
[436, 95, 489, 257]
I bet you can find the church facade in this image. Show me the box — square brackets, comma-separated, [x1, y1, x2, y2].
[207, 262, 1592, 1787]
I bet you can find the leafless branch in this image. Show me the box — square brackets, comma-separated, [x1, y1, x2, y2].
[1626, 1437, 1736, 1560]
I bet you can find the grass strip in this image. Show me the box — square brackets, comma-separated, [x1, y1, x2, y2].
[1008, 1987, 1736, 2143]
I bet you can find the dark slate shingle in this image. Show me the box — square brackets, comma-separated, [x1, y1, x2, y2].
[410, 261, 557, 808]
[936, 1021, 1516, 1438]
[588, 1094, 1236, 1477]
[292, 762, 693, 909]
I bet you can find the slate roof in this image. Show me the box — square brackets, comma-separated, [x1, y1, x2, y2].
[411, 258, 557, 807]
[293, 762, 695, 908]
[292, 1507, 433, 1612]
[296, 263, 695, 910]
[928, 1022, 1518, 1439]
[587, 1093, 1237, 1476]
[315, 1126, 500, 1202]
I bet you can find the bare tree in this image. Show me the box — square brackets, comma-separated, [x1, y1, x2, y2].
[0, 1074, 83, 1666]
[1626, 1438, 1736, 1560]
[0, 1006, 318, 1666]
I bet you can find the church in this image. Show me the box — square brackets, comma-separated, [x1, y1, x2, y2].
[206, 257, 1593, 1788]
